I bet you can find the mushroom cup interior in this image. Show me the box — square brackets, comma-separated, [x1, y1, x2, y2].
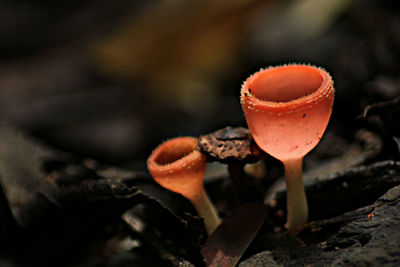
[250, 67, 323, 102]
[154, 142, 196, 166]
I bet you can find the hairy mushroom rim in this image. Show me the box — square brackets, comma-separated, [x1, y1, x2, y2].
[241, 64, 332, 114]
[248, 66, 323, 102]
[149, 137, 198, 167]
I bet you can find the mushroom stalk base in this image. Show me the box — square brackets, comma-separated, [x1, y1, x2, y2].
[191, 190, 221, 235]
[283, 157, 308, 229]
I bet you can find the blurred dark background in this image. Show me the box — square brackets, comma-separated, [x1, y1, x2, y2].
[0, 0, 399, 169]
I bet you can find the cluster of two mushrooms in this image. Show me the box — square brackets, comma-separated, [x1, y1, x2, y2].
[147, 64, 334, 234]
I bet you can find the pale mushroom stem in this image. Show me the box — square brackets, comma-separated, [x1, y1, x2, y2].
[283, 157, 308, 229]
[190, 189, 221, 235]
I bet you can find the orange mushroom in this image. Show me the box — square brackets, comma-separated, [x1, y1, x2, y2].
[147, 136, 221, 235]
[240, 64, 334, 229]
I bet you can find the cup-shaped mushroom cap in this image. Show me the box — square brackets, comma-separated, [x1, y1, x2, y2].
[241, 64, 334, 161]
[147, 137, 207, 201]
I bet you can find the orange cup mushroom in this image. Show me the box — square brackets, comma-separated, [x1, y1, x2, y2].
[240, 64, 334, 229]
[147, 137, 221, 235]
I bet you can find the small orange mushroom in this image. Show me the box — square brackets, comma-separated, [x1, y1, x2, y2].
[147, 136, 221, 235]
[240, 64, 334, 229]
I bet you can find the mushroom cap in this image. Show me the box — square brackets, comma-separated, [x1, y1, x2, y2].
[198, 126, 263, 164]
[147, 137, 207, 201]
[240, 64, 334, 161]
